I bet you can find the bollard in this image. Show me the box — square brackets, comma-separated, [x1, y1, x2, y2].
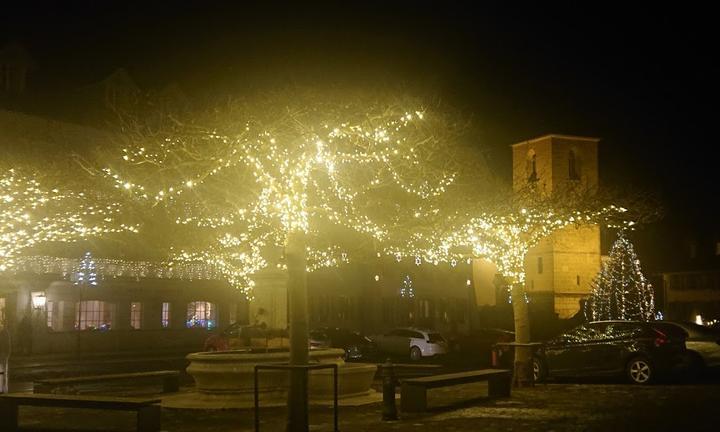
[381, 358, 398, 421]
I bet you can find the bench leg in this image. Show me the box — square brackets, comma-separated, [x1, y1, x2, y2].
[162, 376, 179, 393]
[0, 400, 19, 432]
[137, 405, 161, 432]
[401, 383, 427, 412]
[488, 373, 511, 398]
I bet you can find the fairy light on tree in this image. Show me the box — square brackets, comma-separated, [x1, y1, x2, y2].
[385, 188, 652, 385]
[585, 231, 655, 321]
[97, 89, 476, 431]
[1, 167, 133, 273]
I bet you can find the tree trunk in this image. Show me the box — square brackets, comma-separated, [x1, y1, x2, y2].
[286, 231, 309, 432]
[511, 282, 533, 387]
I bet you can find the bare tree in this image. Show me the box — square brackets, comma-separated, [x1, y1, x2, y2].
[93, 87, 491, 431]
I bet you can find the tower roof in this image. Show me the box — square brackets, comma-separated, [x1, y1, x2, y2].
[510, 134, 600, 147]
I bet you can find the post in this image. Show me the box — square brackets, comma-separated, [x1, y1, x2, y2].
[381, 358, 398, 421]
[286, 231, 309, 432]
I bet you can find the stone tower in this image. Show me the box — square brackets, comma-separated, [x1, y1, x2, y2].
[511, 135, 601, 318]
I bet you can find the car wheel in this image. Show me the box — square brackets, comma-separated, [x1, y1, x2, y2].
[626, 356, 653, 384]
[410, 346, 422, 361]
[532, 357, 547, 383]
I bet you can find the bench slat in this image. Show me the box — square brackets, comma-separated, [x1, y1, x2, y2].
[0, 393, 160, 410]
[403, 369, 509, 388]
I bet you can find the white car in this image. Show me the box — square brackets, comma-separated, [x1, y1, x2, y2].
[372, 327, 448, 361]
[663, 321, 720, 371]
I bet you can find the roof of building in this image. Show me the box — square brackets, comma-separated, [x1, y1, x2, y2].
[510, 134, 601, 147]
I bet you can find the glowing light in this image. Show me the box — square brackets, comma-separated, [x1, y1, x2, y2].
[1, 168, 132, 273]
[585, 232, 654, 321]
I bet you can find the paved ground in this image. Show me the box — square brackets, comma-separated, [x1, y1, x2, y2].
[10, 378, 720, 432]
[6, 352, 720, 431]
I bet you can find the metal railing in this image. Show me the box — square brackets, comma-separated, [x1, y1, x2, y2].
[253, 363, 339, 432]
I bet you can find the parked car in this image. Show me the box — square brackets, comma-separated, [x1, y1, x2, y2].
[204, 323, 289, 351]
[533, 320, 687, 384]
[656, 321, 720, 373]
[372, 327, 448, 361]
[309, 327, 376, 360]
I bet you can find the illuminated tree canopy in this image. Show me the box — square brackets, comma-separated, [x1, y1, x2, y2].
[98, 90, 487, 298]
[0, 166, 134, 272]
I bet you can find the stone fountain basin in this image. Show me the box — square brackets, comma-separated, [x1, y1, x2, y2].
[186, 348, 377, 402]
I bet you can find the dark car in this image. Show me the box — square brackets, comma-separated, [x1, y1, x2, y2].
[309, 327, 376, 360]
[533, 320, 687, 384]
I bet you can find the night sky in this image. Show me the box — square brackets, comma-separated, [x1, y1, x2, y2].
[2, 1, 718, 271]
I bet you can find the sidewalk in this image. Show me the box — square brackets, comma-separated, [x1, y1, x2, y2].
[9, 348, 193, 368]
[11, 380, 720, 431]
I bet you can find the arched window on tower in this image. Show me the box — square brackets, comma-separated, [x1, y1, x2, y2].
[569, 150, 580, 180]
[527, 151, 538, 183]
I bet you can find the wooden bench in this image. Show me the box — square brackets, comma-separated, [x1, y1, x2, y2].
[34, 370, 180, 394]
[0, 393, 161, 432]
[401, 368, 511, 412]
[376, 363, 443, 380]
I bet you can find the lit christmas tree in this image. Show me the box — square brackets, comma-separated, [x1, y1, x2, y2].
[400, 274, 415, 298]
[75, 252, 98, 286]
[585, 232, 655, 321]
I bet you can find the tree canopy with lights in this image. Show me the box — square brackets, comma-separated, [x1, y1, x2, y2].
[96, 89, 495, 426]
[94, 89, 655, 391]
[0, 166, 134, 273]
[99, 90, 489, 297]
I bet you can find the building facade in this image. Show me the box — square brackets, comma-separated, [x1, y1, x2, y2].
[511, 135, 602, 318]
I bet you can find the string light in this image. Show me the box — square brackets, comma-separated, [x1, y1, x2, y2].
[102, 108, 460, 297]
[585, 232, 655, 321]
[75, 252, 98, 286]
[12, 255, 222, 282]
[99, 102, 639, 303]
[400, 275, 415, 298]
[1, 168, 134, 273]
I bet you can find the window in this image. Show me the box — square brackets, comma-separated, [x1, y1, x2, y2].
[130, 302, 142, 330]
[228, 304, 237, 325]
[527, 153, 538, 182]
[577, 275, 581, 286]
[186, 301, 217, 329]
[75, 301, 114, 330]
[569, 150, 580, 180]
[46, 301, 55, 330]
[537, 257, 543, 274]
[161, 302, 171, 328]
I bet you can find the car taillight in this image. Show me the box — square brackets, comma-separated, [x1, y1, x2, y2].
[652, 328, 668, 347]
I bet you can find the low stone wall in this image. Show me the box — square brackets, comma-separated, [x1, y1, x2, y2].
[186, 348, 377, 403]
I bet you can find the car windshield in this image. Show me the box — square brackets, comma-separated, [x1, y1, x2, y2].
[428, 333, 445, 343]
